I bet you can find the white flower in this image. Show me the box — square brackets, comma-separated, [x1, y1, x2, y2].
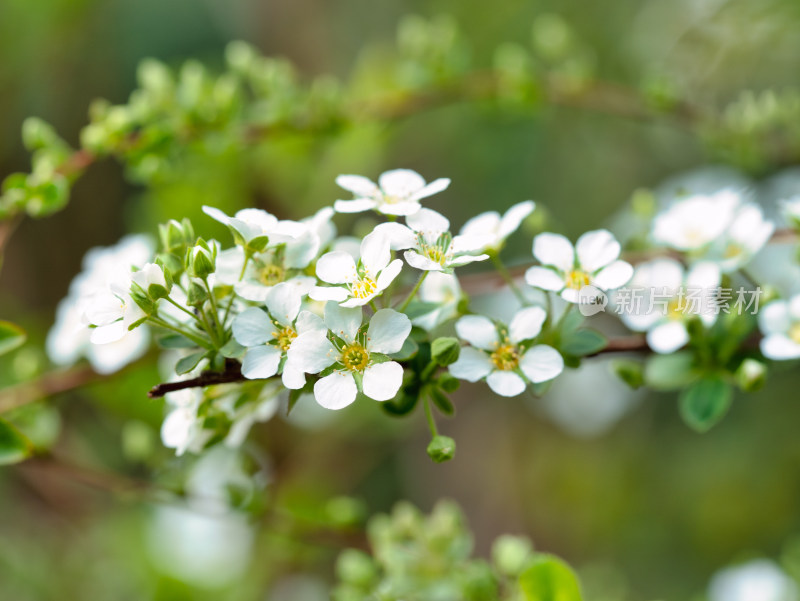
[759, 295, 800, 360]
[310, 230, 403, 307]
[652, 189, 741, 251]
[232, 282, 327, 388]
[619, 259, 721, 354]
[449, 307, 564, 397]
[47, 235, 153, 374]
[652, 189, 775, 271]
[525, 229, 633, 302]
[217, 383, 282, 447]
[161, 388, 210, 456]
[202, 205, 295, 248]
[375, 208, 490, 272]
[709, 559, 798, 601]
[334, 169, 450, 216]
[412, 272, 462, 331]
[288, 303, 411, 410]
[459, 200, 536, 253]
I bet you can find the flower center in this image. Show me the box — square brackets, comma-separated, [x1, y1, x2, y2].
[565, 269, 590, 290]
[274, 326, 297, 351]
[258, 263, 285, 286]
[724, 242, 743, 259]
[340, 343, 370, 372]
[383, 194, 401, 205]
[666, 298, 684, 320]
[790, 323, 800, 345]
[351, 277, 378, 299]
[418, 232, 452, 266]
[490, 344, 519, 371]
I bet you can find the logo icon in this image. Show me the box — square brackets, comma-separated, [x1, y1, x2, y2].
[577, 285, 607, 316]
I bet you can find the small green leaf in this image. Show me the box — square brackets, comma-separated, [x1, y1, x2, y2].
[175, 351, 207, 375]
[431, 336, 461, 366]
[156, 333, 198, 349]
[428, 387, 455, 416]
[438, 373, 461, 393]
[559, 328, 607, 357]
[390, 337, 419, 361]
[382, 393, 419, 416]
[0, 320, 27, 356]
[219, 338, 246, 359]
[557, 308, 584, 337]
[644, 351, 698, 391]
[611, 359, 644, 389]
[519, 554, 583, 601]
[679, 376, 733, 433]
[403, 301, 440, 320]
[0, 418, 33, 465]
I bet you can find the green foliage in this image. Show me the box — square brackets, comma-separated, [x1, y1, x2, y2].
[0, 320, 26, 356]
[0, 418, 33, 465]
[427, 434, 456, 463]
[679, 376, 734, 433]
[519, 555, 583, 601]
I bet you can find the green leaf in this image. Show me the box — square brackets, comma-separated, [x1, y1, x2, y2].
[428, 387, 455, 416]
[382, 392, 419, 416]
[644, 351, 699, 391]
[611, 359, 644, 389]
[559, 328, 607, 357]
[431, 336, 461, 366]
[403, 301, 440, 320]
[390, 337, 419, 361]
[175, 351, 207, 375]
[0, 418, 33, 465]
[557, 308, 584, 337]
[519, 554, 583, 601]
[0, 320, 27, 356]
[156, 333, 198, 349]
[679, 376, 733, 433]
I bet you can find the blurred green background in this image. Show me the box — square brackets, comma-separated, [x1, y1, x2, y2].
[3, 0, 800, 599]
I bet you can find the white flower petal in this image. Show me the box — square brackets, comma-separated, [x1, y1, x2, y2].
[455, 315, 499, 350]
[686, 261, 721, 289]
[336, 174, 379, 197]
[448, 253, 489, 267]
[378, 169, 426, 198]
[487, 370, 527, 397]
[241, 345, 282, 379]
[325, 302, 362, 342]
[408, 177, 450, 202]
[265, 282, 302, 326]
[316, 251, 357, 284]
[758, 301, 790, 335]
[281, 362, 306, 389]
[593, 260, 633, 290]
[498, 200, 535, 240]
[232, 307, 272, 347]
[525, 266, 565, 291]
[761, 334, 800, 360]
[509, 306, 547, 343]
[367, 309, 411, 354]
[575, 229, 620, 272]
[373, 223, 417, 250]
[519, 344, 564, 383]
[376, 258, 404, 291]
[360, 230, 391, 276]
[362, 361, 404, 401]
[404, 250, 445, 271]
[334, 198, 379, 213]
[296, 310, 327, 336]
[449, 347, 493, 382]
[533, 233, 575, 271]
[646, 321, 690, 354]
[461, 212, 500, 240]
[406, 207, 450, 235]
[451, 234, 494, 254]
[314, 372, 358, 410]
[378, 201, 422, 216]
[287, 332, 336, 373]
[309, 286, 349, 302]
[90, 321, 127, 344]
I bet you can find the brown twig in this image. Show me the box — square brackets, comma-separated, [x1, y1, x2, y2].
[147, 359, 244, 398]
[0, 365, 100, 414]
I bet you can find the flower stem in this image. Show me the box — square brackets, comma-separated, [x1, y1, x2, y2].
[490, 252, 528, 305]
[148, 316, 214, 350]
[164, 296, 202, 323]
[398, 271, 429, 312]
[202, 278, 224, 340]
[369, 299, 380, 313]
[423, 394, 439, 437]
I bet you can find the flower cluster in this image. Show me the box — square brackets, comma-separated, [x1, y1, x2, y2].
[45, 165, 800, 456]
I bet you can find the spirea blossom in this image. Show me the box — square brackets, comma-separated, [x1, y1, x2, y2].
[459, 200, 535, 253]
[334, 169, 450, 216]
[759, 295, 800, 360]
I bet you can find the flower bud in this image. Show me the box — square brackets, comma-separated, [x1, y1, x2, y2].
[735, 358, 767, 392]
[431, 337, 461, 366]
[132, 262, 172, 301]
[186, 281, 209, 307]
[159, 218, 195, 253]
[426, 435, 456, 463]
[186, 240, 216, 279]
[335, 549, 378, 588]
[492, 535, 534, 576]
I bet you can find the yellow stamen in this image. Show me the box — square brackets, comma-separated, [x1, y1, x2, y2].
[352, 277, 378, 299]
[790, 323, 800, 345]
[341, 343, 370, 372]
[490, 344, 519, 371]
[565, 269, 590, 290]
[258, 264, 285, 286]
[275, 326, 297, 351]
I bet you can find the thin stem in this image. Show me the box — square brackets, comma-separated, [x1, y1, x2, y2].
[423, 395, 439, 437]
[369, 300, 380, 313]
[490, 252, 528, 305]
[163, 296, 202, 323]
[398, 271, 429, 312]
[202, 279, 223, 338]
[148, 316, 214, 350]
